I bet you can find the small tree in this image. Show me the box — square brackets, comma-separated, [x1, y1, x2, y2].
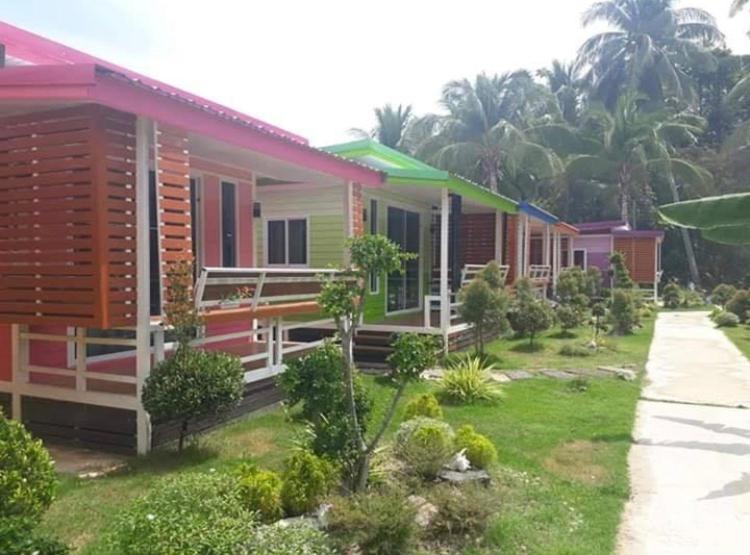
[662, 281, 682, 309]
[142, 259, 244, 452]
[610, 289, 638, 335]
[318, 234, 428, 491]
[458, 278, 510, 355]
[584, 266, 603, 298]
[591, 302, 607, 344]
[610, 252, 635, 289]
[712, 284, 738, 309]
[556, 267, 587, 304]
[556, 304, 583, 335]
[508, 278, 554, 347]
[478, 261, 506, 290]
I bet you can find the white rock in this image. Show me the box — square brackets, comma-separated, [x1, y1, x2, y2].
[447, 449, 471, 472]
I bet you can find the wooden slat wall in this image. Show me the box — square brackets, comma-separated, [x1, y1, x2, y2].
[505, 214, 518, 283]
[614, 237, 656, 283]
[155, 124, 192, 311]
[461, 213, 495, 266]
[0, 105, 137, 328]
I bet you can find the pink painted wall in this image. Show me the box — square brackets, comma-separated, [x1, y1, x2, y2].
[571, 235, 611, 273]
[202, 174, 222, 267]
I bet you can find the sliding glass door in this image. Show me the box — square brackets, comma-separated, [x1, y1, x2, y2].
[387, 206, 420, 312]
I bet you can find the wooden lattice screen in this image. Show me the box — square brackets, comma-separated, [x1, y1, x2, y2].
[0, 105, 137, 328]
[154, 124, 192, 312]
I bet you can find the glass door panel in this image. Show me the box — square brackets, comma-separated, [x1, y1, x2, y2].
[387, 207, 420, 312]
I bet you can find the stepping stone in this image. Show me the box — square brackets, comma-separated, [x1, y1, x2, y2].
[421, 368, 444, 381]
[597, 366, 637, 381]
[542, 370, 577, 380]
[505, 370, 534, 380]
[438, 469, 492, 486]
[489, 372, 512, 383]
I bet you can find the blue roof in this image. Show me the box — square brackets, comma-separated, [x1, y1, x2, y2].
[519, 202, 559, 224]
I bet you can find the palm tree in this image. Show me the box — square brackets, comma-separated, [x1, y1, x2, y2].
[538, 60, 585, 125]
[731, 0, 749, 17]
[350, 104, 413, 150]
[560, 93, 712, 284]
[577, 0, 724, 107]
[409, 72, 563, 200]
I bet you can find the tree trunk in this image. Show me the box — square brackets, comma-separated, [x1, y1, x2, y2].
[668, 179, 701, 288]
[619, 165, 631, 227]
[178, 420, 188, 453]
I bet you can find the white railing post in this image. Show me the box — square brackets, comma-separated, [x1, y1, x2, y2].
[154, 327, 165, 364]
[135, 116, 152, 455]
[274, 317, 284, 368]
[75, 327, 86, 392]
[440, 187, 450, 349]
[266, 320, 274, 368]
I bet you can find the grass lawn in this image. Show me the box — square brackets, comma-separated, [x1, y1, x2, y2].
[41, 318, 655, 554]
[719, 323, 750, 359]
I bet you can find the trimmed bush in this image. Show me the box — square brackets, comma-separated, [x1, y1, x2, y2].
[662, 281, 682, 309]
[727, 290, 750, 323]
[458, 278, 510, 355]
[105, 472, 254, 554]
[327, 489, 417, 555]
[244, 522, 335, 555]
[281, 451, 337, 516]
[714, 311, 740, 328]
[142, 347, 244, 451]
[0, 413, 56, 521]
[0, 517, 69, 555]
[508, 278, 555, 346]
[556, 304, 584, 332]
[426, 483, 500, 539]
[395, 417, 454, 478]
[403, 393, 443, 421]
[712, 284, 738, 308]
[237, 464, 283, 522]
[455, 424, 497, 469]
[439, 355, 503, 404]
[610, 289, 638, 335]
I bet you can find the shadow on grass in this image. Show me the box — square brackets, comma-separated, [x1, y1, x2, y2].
[509, 342, 546, 354]
[124, 443, 220, 476]
[590, 433, 633, 444]
[549, 330, 578, 340]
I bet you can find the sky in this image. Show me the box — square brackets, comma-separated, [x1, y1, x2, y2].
[2, 0, 750, 146]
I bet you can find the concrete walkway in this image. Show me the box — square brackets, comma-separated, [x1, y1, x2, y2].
[618, 311, 750, 555]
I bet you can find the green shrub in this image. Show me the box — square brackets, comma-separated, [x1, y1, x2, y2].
[662, 281, 682, 309]
[610, 289, 638, 335]
[714, 311, 740, 328]
[0, 517, 69, 555]
[508, 278, 555, 346]
[244, 522, 335, 555]
[556, 304, 584, 332]
[610, 252, 634, 289]
[556, 267, 588, 305]
[479, 261, 507, 290]
[281, 451, 337, 516]
[403, 393, 443, 421]
[727, 289, 750, 323]
[585, 267, 603, 298]
[439, 355, 503, 404]
[327, 489, 417, 555]
[106, 472, 254, 554]
[559, 344, 592, 357]
[0, 413, 56, 521]
[458, 277, 510, 354]
[142, 347, 244, 451]
[237, 464, 283, 522]
[395, 417, 455, 478]
[455, 425, 497, 469]
[567, 376, 591, 392]
[426, 483, 500, 539]
[712, 284, 738, 308]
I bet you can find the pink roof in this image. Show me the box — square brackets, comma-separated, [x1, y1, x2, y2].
[0, 22, 384, 186]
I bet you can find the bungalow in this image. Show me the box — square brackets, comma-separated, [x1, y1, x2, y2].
[0, 23, 579, 454]
[570, 220, 664, 301]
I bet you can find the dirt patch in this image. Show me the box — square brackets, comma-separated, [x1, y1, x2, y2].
[544, 440, 610, 485]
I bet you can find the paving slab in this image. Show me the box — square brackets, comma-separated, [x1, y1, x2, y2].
[504, 370, 534, 380]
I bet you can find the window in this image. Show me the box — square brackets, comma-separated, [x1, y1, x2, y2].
[387, 206, 420, 312]
[573, 249, 587, 269]
[267, 218, 308, 265]
[221, 181, 237, 267]
[148, 171, 161, 316]
[369, 199, 379, 293]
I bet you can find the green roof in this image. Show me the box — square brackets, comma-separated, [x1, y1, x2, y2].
[323, 139, 518, 214]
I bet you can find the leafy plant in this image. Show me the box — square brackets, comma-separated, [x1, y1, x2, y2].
[395, 417, 455, 478]
[712, 284, 738, 308]
[727, 289, 750, 323]
[403, 393, 443, 421]
[479, 261, 507, 290]
[508, 278, 555, 346]
[439, 355, 503, 404]
[0, 413, 56, 521]
[105, 472, 254, 555]
[244, 522, 335, 555]
[163, 259, 203, 347]
[610, 252, 635, 289]
[610, 289, 639, 335]
[559, 344, 593, 357]
[281, 450, 337, 516]
[458, 277, 510, 354]
[0, 517, 69, 555]
[327, 489, 417, 555]
[455, 424, 497, 469]
[714, 311, 740, 328]
[425, 483, 500, 539]
[556, 304, 584, 333]
[237, 464, 283, 522]
[142, 348, 244, 452]
[662, 281, 682, 309]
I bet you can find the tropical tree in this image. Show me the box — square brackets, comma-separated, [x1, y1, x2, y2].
[350, 104, 413, 151]
[410, 72, 563, 200]
[538, 60, 585, 125]
[577, 0, 724, 107]
[660, 192, 750, 244]
[556, 93, 712, 284]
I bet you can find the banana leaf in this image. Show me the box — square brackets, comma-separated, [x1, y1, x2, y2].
[658, 193, 750, 229]
[702, 224, 750, 245]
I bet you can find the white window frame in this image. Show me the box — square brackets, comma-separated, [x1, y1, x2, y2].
[384, 202, 423, 316]
[264, 216, 310, 267]
[573, 248, 588, 270]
